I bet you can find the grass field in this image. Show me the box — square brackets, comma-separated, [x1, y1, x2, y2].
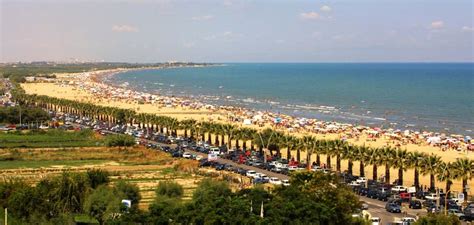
[0, 159, 109, 169]
[0, 129, 103, 148]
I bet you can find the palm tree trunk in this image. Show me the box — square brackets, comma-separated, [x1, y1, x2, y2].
[360, 162, 365, 177]
[446, 180, 452, 193]
[463, 179, 468, 200]
[430, 174, 435, 191]
[414, 168, 420, 190]
[372, 164, 377, 181]
[336, 154, 341, 172]
[297, 149, 301, 162]
[348, 160, 353, 175]
[287, 147, 291, 160]
[398, 168, 403, 185]
[306, 153, 312, 168]
[215, 135, 219, 145]
[385, 163, 390, 184]
[316, 154, 320, 166]
[326, 155, 331, 169]
[243, 141, 247, 150]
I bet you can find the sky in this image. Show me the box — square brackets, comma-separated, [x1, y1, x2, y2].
[1, 0, 473, 63]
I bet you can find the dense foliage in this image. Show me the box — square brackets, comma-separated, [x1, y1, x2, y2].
[413, 213, 461, 225]
[0, 171, 369, 225]
[105, 134, 136, 147]
[0, 106, 50, 124]
[0, 171, 140, 225]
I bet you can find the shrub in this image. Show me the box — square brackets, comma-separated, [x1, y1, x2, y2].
[105, 134, 135, 147]
[155, 181, 184, 199]
[87, 169, 110, 189]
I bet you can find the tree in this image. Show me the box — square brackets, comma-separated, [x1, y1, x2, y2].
[365, 148, 381, 181]
[115, 181, 141, 209]
[452, 158, 474, 200]
[83, 186, 122, 224]
[408, 151, 426, 191]
[392, 149, 410, 185]
[380, 147, 395, 184]
[421, 154, 442, 191]
[87, 169, 110, 189]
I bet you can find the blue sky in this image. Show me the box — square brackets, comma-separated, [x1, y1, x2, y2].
[1, 0, 473, 62]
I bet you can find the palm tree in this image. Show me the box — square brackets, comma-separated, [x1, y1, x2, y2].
[392, 149, 411, 185]
[452, 158, 474, 200]
[341, 144, 356, 176]
[331, 140, 346, 173]
[253, 128, 280, 163]
[221, 124, 237, 150]
[279, 134, 297, 160]
[437, 162, 454, 193]
[354, 146, 368, 177]
[301, 135, 316, 169]
[421, 154, 442, 191]
[179, 119, 196, 138]
[365, 148, 381, 181]
[407, 151, 426, 191]
[380, 147, 395, 185]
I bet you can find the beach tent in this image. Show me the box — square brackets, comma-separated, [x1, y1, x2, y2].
[243, 119, 252, 125]
[427, 136, 441, 144]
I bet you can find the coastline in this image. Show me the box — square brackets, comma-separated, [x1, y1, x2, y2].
[20, 67, 474, 192]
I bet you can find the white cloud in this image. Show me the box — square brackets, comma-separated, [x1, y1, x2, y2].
[430, 21, 444, 29]
[320, 5, 331, 12]
[462, 26, 474, 32]
[112, 25, 138, 32]
[300, 12, 320, 20]
[192, 15, 214, 21]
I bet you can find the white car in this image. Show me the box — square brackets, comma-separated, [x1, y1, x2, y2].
[425, 193, 440, 200]
[349, 181, 361, 186]
[182, 152, 192, 159]
[402, 217, 416, 223]
[391, 185, 407, 192]
[282, 179, 290, 186]
[288, 166, 298, 171]
[371, 217, 381, 225]
[246, 170, 257, 178]
[356, 177, 367, 184]
[269, 177, 282, 185]
[195, 155, 203, 161]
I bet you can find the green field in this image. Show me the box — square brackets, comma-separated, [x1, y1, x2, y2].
[0, 159, 109, 169]
[0, 129, 103, 148]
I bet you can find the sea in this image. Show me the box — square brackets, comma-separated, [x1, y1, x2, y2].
[109, 63, 474, 135]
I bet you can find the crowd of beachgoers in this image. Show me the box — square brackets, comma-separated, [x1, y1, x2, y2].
[28, 68, 474, 153]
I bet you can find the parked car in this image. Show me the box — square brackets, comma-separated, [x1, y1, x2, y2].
[385, 203, 401, 213]
[448, 209, 466, 220]
[246, 170, 257, 178]
[409, 200, 422, 209]
[282, 179, 290, 186]
[182, 152, 192, 159]
[391, 185, 407, 193]
[371, 217, 381, 225]
[425, 193, 440, 200]
[269, 177, 282, 185]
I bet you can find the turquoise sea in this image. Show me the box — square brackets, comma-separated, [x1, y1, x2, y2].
[110, 63, 474, 135]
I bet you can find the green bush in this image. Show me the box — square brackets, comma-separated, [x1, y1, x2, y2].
[105, 134, 135, 147]
[155, 181, 184, 199]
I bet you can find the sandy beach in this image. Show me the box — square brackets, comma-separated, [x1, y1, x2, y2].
[20, 69, 474, 193]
